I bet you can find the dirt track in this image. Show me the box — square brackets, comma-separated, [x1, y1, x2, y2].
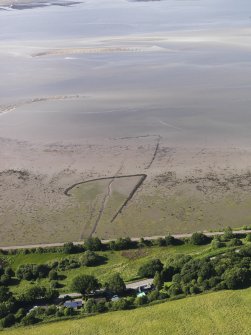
[65, 174, 147, 236]
[1, 230, 250, 250]
[145, 136, 161, 169]
[89, 177, 115, 237]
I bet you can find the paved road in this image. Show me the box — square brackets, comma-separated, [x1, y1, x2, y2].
[58, 279, 154, 299]
[58, 293, 82, 299]
[1, 230, 250, 250]
[126, 278, 154, 290]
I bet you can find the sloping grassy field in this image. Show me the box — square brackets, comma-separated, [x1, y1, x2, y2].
[4, 244, 211, 295]
[4, 288, 251, 335]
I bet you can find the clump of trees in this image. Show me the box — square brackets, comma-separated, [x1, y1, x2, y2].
[80, 251, 101, 267]
[71, 275, 100, 296]
[138, 259, 163, 278]
[105, 274, 126, 295]
[189, 232, 210, 245]
[109, 237, 136, 251]
[0, 229, 250, 329]
[158, 245, 251, 297]
[16, 264, 51, 281]
[0, 283, 58, 329]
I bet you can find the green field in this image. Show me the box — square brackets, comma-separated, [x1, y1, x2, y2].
[3, 244, 211, 295]
[4, 288, 251, 335]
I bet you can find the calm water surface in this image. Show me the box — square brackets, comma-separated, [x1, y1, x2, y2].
[0, 0, 251, 146]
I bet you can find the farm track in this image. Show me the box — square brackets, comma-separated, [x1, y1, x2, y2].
[64, 174, 147, 196]
[145, 136, 161, 169]
[89, 177, 115, 237]
[110, 174, 147, 223]
[65, 174, 147, 233]
[65, 134, 161, 228]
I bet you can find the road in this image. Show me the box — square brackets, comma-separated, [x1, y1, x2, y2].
[126, 278, 154, 290]
[0, 230, 250, 250]
[58, 279, 154, 299]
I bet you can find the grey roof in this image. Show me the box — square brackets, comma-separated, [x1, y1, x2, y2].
[64, 300, 83, 308]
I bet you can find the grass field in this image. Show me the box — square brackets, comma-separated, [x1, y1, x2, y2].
[4, 288, 251, 335]
[3, 244, 211, 295]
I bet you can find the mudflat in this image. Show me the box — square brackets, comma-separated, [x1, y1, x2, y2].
[1, 0, 251, 246]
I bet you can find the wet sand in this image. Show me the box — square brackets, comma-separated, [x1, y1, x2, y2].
[1, 0, 251, 245]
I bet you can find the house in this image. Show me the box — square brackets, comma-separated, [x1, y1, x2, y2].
[64, 300, 83, 309]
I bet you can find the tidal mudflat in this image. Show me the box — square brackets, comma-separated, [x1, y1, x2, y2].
[1, 0, 251, 246]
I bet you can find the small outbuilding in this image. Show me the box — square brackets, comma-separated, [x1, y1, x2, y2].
[64, 300, 83, 309]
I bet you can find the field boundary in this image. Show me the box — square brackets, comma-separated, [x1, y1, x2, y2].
[1, 230, 250, 250]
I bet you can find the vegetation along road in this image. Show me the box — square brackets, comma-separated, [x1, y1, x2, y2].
[1, 230, 251, 250]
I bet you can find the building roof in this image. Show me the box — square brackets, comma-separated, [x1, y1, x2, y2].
[64, 300, 83, 308]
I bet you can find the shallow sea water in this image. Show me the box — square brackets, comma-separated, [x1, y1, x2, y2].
[0, 0, 251, 146]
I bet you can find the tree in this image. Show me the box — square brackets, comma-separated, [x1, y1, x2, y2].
[64, 307, 74, 316]
[110, 298, 130, 310]
[84, 298, 97, 314]
[96, 300, 107, 313]
[22, 314, 39, 326]
[190, 232, 209, 245]
[138, 259, 163, 278]
[0, 302, 13, 319]
[168, 283, 182, 297]
[105, 274, 126, 295]
[48, 270, 58, 281]
[0, 274, 11, 285]
[16, 264, 50, 281]
[19, 286, 57, 304]
[84, 237, 102, 251]
[165, 235, 179, 246]
[227, 238, 242, 247]
[80, 251, 100, 266]
[223, 227, 234, 240]
[45, 305, 57, 316]
[71, 275, 100, 295]
[0, 313, 15, 328]
[161, 265, 176, 282]
[211, 236, 224, 249]
[147, 290, 159, 302]
[153, 271, 163, 290]
[15, 308, 26, 322]
[63, 242, 76, 254]
[4, 267, 14, 277]
[246, 233, 251, 242]
[109, 237, 134, 250]
[21, 286, 46, 304]
[0, 287, 12, 302]
[223, 267, 250, 289]
[155, 238, 166, 247]
[134, 295, 148, 306]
